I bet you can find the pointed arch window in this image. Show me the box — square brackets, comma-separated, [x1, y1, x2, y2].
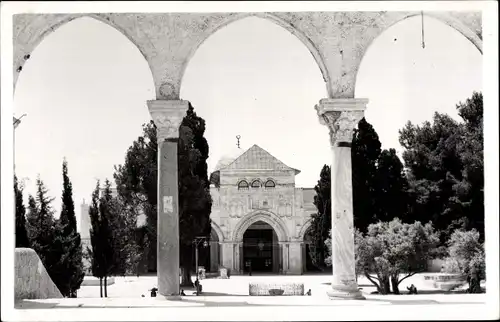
[238, 180, 249, 190]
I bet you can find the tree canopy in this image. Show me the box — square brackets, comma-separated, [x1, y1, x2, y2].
[443, 229, 485, 293]
[327, 219, 439, 294]
[399, 92, 484, 241]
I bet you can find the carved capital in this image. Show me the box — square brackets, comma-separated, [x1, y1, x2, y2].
[315, 98, 368, 145]
[147, 100, 189, 141]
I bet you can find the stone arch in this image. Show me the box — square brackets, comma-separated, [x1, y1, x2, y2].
[13, 14, 156, 95]
[211, 221, 225, 242]
[179, 13, 331, 97]
[351, 11, 482, 97]
[232, 210, 289, 242]
[298, 218, 313, 241]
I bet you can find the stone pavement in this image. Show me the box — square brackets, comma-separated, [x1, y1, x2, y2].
[10, 274, 494, 321]
[73, 273, 479, 298]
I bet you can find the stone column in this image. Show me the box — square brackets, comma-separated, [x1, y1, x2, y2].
[147, 99, 189, 299]
[315, 98, 367, 300]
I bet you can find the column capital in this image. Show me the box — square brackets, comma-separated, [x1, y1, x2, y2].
[315, 98, 368, 145]
[147, 100, 189, 141]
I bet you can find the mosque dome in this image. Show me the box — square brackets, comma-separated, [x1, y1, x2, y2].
[214, 146, 244, 171]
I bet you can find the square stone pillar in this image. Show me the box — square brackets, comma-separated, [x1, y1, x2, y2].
[221, 242, 234, 272]
[315, 98, 367, 300]
[280, 242, 289, 273]
[147, 100, 189, 299]
[210, 241, 219, 272]
[287, 242, 303, 275]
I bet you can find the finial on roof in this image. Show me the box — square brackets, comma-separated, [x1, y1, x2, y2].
[236, 135, 241, 149]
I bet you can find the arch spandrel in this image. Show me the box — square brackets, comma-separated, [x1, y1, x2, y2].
[177, 12, 332, 98]
[340, 11, 483, 98]
[211, 221, 225, 242]
[298, 218, 313, 241]
[232, 210, 289, 242]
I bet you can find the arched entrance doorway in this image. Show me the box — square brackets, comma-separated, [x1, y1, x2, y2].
[242, 221, 280, 274]
[303, 226, 320, 272]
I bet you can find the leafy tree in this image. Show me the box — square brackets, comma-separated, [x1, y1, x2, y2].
[328, 219, 439, 294]
[450, 93, 484, 238]
[399, 92, 484, 242]
[443, 229, 485, 293]
[352, 117, 382, 233]
[114, 103, 212, 284]
[108, 195, 141, 276]
[374, 149, 410, 223]
[310, 165, 331, 270]
[50, 160, 85, 297]
[87, 181, 114, 297]
[14, 175, 30, 248]
[114, 121, 157, 272]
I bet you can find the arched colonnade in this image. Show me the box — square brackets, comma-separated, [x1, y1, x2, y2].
[13, 11, 482, 299]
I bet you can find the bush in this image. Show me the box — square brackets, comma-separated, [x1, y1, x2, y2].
[335, 218, 439, 294]
[443, 229, 485, 293]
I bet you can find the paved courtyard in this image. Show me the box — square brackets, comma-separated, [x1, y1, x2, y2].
[70, 273, 479, 299]
[13, 273, 490, 320]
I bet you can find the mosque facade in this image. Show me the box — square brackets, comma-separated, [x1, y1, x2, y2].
[206, 144, 317, 275]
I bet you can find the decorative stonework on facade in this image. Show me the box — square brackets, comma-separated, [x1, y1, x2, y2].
[209, 144, 317, 274]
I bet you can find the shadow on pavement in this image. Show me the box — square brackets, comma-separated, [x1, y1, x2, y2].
[195, 292, 247, 297]
[15, 300, 58, 309]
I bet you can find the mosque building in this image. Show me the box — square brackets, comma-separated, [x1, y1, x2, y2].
[206, 141, 318, 274]
[80, 140, 318, 275]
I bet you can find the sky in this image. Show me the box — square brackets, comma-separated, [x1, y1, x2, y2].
[13, 15, 482, 230]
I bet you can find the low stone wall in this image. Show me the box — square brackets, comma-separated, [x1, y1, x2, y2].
[423, 273, 467, 291]
[249, 282, 304, 296]
[15, 248, 62, 300]
[81, 276, 115, 286]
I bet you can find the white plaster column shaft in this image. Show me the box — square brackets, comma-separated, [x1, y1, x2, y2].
[147, 99, 189, 299]
[315, 98, 367, 300]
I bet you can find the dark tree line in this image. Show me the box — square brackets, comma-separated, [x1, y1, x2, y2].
[310, 92, 484, 269]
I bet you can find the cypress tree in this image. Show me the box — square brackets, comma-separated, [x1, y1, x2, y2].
[88, 182, 105, 297]
[178, 103, 213, 285]
[310, 164, 331, 269]
[88, 181, 115, 297]
[374, 149, 410, 223]
[14, 175, 30, 248]
[25, 178, 58, 285]
[352, 117, 382, 233]
[52, 160, 85, 297]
